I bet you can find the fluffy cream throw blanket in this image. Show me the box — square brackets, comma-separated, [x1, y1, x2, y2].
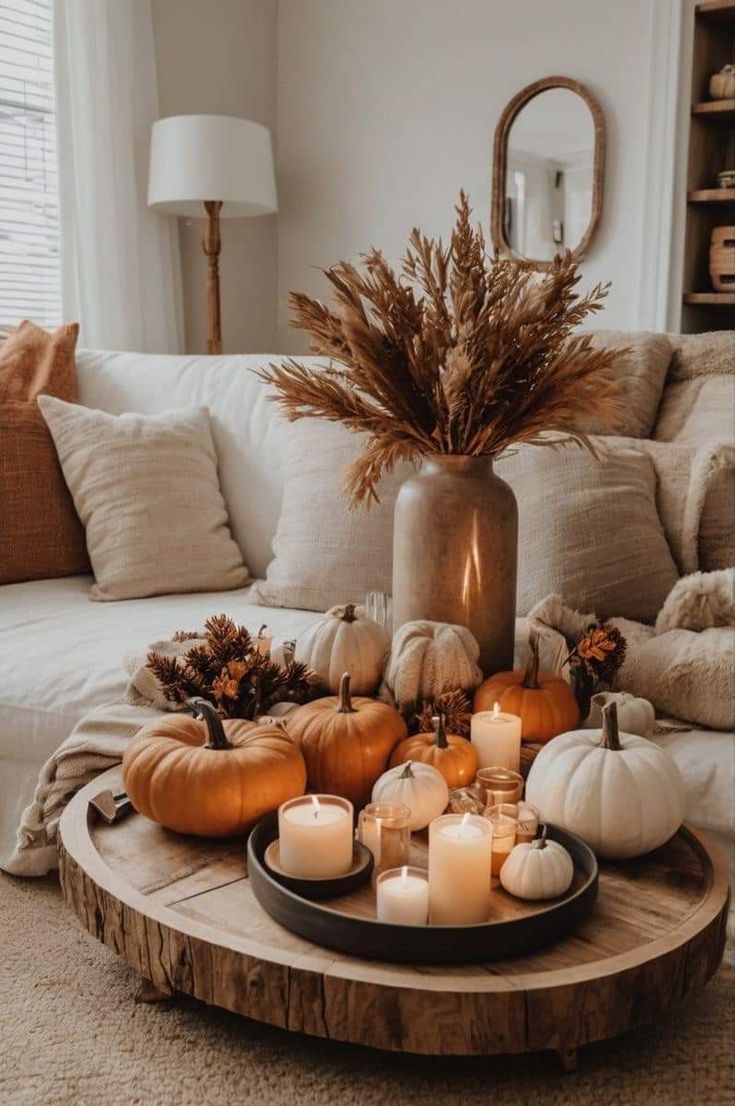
[5, 639, 192, 878]
[528, 568, 735, 732]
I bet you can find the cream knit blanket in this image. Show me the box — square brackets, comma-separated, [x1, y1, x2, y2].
[5, 638, 194, 877]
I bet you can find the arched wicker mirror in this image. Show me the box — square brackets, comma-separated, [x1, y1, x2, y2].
[491, 77, 605, 269]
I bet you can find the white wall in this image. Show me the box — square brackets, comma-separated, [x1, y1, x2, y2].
[152, 0, 278, 354]
[276, 0, 659, 353]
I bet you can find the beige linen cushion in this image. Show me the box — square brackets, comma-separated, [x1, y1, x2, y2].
[578, 330, 674, 437]
[496, 443, 679, 622]
[653, 331, 734, 445]
[250, 419, 411, 612]
[37, 397, 248, 601]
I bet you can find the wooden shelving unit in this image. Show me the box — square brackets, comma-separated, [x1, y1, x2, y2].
[680, 1, 735, 332]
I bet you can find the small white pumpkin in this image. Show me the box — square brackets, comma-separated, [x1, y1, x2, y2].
[371, 760, 449, 831]
[294, 604, 390, 695]
[526, 702, 685, 860]
[500, 826, 574, 900]
[586, 691, 654, 737]
[384, 620, 483, 712]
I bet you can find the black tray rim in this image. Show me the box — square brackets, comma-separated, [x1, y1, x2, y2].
[247, 815, 599, 964]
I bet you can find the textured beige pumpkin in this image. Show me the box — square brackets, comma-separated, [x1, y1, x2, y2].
[525, 703, 685, 860]
[499, 827, 574, 900]
[371, 760, 449, 831]
[384, 620, 482, 712]
[294, 604, 390, 695]
[122, 699, 307, 837]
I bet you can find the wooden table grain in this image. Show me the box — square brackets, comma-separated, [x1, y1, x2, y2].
[58, 767, 730, 1067]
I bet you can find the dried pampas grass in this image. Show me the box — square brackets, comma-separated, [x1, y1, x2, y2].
[257, 192, 626, 506]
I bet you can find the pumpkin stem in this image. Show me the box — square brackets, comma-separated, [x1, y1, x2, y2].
[432, 714, 448, 749]
[400, 761, 415, 780]
[341, 604, 357, 623]
[185, 697, 233, 750]
[600, 701, 621, 751]
[532, 823, 548, 850]
[337, 672, 357, 714]
[522, 631, 541, 690]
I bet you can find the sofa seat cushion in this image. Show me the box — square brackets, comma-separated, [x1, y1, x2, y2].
[0, 576, 321, 868]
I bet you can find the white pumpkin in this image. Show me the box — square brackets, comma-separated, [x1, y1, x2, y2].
[294, 604, 390, 695]
[371, 760, 449, 831]
[499, 826, 574, 900]
[525, 702, 685, 860]
[586, 691, 655, 737]
[384, 620, 482, 712]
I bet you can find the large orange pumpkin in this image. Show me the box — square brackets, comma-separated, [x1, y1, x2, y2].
[474, 632, 579, 744]
[389, 714, 479, 789]
[286, 671, 407, 808]
[122, 698, 307, 837]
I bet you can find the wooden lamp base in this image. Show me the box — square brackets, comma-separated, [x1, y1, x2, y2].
[203, 200, 223, 355]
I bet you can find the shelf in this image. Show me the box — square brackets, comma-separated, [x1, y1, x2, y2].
[682, 292, 735, 305]
[688, 188, 735, 202]
[692, 100, 735, 124]
[696, 0, 735, 29]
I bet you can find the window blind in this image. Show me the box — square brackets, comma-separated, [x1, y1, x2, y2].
[0, 0, 60, 328]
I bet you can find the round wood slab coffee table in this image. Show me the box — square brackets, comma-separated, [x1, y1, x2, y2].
[58, 767, 730, 1068]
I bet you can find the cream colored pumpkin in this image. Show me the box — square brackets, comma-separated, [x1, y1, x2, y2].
[499, 827, 574, 900]
[587, 692, 654, 737]
[384, 620, 482, 712]
[294, 604, 390, 695]
[525, 703, 685, 860]
[371, 760, 449, 831]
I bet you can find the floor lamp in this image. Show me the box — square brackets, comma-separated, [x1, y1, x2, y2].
[148, 115, 278, 354]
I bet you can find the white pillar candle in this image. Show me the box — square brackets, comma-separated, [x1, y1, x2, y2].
[428, 813, 493, 925]
[376, 866, 429, 925]
[277, 794, 354, 878]
[471, 702, 522, 771]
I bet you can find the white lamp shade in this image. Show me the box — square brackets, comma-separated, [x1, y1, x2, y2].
[148, 114, 277, 218]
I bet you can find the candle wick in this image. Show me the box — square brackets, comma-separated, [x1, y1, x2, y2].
[493, 701, 501, 721]
[310, 794, 321, 819]
[459, 812, 470, 838]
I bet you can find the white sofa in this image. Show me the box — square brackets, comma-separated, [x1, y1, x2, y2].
[1, 343, 733, 874]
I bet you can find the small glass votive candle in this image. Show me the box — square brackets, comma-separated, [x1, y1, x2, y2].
[486, 803, 519, 876]
[516, 802, 540, 843]
[476, 766, 524, 807]
[278, 794, 354, 878]
[358, 802, 410, 875]
[376, 865, 429, 925]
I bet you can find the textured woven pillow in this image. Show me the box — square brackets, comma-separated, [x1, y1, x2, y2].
[250, 419, 411, 612]
[653, 331, 734, 445]
[495, 443, 679, 622]
[0, 320, 90, 585]
[37, 397, 248, 601]
[577, 330, 674, 438]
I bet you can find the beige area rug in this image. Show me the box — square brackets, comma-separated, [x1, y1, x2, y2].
[1, 874, 733, 1106]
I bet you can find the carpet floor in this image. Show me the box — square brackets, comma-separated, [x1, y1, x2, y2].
[0, 872, 733, 1106]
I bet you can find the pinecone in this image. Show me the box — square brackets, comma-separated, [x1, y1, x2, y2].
[413, 689, 473, 737]
[568, 624, 627, 681]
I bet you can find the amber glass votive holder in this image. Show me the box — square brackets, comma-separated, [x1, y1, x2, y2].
[486, 802, 519, 876]
[476, 766, 524, 807]
[358, 802, 411, 877]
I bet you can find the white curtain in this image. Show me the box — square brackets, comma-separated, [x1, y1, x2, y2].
[54, 0, 183, 352]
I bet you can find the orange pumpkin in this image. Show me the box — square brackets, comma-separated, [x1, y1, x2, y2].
[122, 698, 307, 837]
[286, 671, 407, 808]
[474, 632, 579, 744]
[389, 714, 479, 789]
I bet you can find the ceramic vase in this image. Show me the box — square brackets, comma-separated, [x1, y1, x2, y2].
[392, 455, 517, 676]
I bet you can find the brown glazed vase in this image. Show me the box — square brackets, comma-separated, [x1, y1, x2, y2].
[392, 455, 518, 676]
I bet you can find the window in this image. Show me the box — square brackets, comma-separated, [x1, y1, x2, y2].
[0, 0, 60, 328]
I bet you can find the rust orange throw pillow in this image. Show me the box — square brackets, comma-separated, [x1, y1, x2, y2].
[0, 320, 91, 584]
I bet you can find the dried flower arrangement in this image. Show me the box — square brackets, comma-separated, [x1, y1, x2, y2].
[257, 192, 626, 506]
[413, 689, 473, 738]
[566, 624, 627, 718]
[148, 614, 314, 720]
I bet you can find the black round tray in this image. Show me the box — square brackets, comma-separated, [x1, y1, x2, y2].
[247, 816, 599, 964]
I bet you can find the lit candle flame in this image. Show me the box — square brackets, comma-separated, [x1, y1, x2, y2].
[310, 794, 321, 819]
[459, 812, 471, 837]
[401, 865, 409, 883]
[493, 701, 501, 721]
